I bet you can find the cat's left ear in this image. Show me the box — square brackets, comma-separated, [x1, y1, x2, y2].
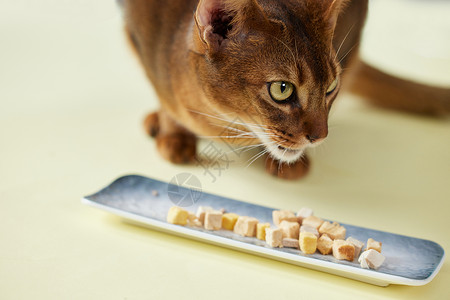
[194, 0, 232, 53]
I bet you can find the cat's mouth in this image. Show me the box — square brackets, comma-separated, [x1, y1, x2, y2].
[266, 144, 304, 164]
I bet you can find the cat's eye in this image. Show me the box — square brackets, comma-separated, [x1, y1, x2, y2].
[269, 81, 295, 102]
[326, 78, 339, 95]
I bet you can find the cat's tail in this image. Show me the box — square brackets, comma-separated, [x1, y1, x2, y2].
[346, 59, 450, 117]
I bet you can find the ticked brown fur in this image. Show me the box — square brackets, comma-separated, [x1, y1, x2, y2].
[121, 0, 450, 180]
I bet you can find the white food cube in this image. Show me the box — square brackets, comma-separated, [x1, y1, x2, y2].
[359, 249, 385, 269]
[282, 238, 299, 249]
[296, 207, 313, 224]
[279, 221, 300, 239]
[346, 237, 364, 258]
[272, 210, 297, 227]
[233, 216, 259, 237]
[266, 228, 283, 248]
[196, 206, 214, 224]
[204, 210, 223, 230]
[300, 225, 319, 238]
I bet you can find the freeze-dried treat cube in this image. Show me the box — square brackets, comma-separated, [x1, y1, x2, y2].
[282, 238, 299, 249]
[359, 249, 385, 269]
[279, 221, 300, 239]
[204, 210, 223, 230]
[319, 221, 346, 240]
[296, 207, 313, 224]
[167, 206, 189, 225]
[300, 225, 319, 238]
[302, 216, 324, 230]
[317, 234, 333, 255]
[272, 210, 297, 227]
[266, 228, 283, 248]
[187, 212, 202, 227]
[367, 238, 382, 253]
[332, 240, 355, 261]
[346, 237, 364, 258]
[233, 216, 259, 237]
[196, 206, 213, 224]
[222, 213, 239, 230]
[257, 223, 270, 240]
[299, 232, 317, 254]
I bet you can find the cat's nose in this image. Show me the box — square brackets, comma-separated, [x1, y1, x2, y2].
[305, 126, 328, 144]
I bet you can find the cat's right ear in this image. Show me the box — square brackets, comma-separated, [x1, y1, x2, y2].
[194, 0, 233, 53]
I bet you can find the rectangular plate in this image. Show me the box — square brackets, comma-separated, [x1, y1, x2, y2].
[82, 175, 444, 286]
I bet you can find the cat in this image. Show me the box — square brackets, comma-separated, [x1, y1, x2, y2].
[119, 0, 450, 180]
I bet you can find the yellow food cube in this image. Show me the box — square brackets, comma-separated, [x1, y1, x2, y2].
[256, 223, 270, 240]
[299, 232, 317, 254]
[222, 213, 239, 230]
[167, 206, 188, 225]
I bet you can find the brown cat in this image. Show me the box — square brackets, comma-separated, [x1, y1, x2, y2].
[119, 0, 450, 180]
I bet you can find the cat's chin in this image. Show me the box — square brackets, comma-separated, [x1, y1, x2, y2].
[265, 144, 304, 164]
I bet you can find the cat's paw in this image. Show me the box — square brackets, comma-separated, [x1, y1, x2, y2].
[143, 111, 160, 137]
[265, 155, 310, 180]
[156, 133, 197, 164]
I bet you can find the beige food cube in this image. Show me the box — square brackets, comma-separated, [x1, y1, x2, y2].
[317, 234, 333, 255]
[282, 238, 299, 249]
[346, 237, 364, 258]
[196, 206, 214, 224]
[233, 216, 259, 237]
[359, 249, 385, 269]
[299, 232, 317, 254]
[367, 238, 382, 253]
[272, 210, 297, 227]
[266, 228, 283, 248]
[302, 216, 324, 230]
[221, 213, 239, 230]
[279, 221, 300, 239]
[332, 240, 355, 261]
[300, 225, 319, 238]
[319, 221, 346, 240]
[296, 207, 313, 224]
[204, 210, 223, 230]
[256, 223, 270, 240]
[187, 212, 202, 227]
[167, 206, 189, 225]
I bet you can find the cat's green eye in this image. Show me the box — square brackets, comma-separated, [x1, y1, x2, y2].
[326, 77, 339, 95]
[269, 81, 295, 102]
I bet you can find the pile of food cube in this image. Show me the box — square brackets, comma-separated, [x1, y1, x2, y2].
[166, 206, 385, 270]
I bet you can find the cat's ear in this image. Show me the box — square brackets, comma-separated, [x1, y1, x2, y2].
[194, 0, 233, 53]
[323, 0, 350, 38]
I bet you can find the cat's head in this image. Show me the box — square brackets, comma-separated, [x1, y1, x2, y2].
[192, 0, 348, 163]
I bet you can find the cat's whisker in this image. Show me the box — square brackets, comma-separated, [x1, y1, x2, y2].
[338, 43, 358, 65]
[334, 23, 355, 60]
[245, 149, 269, 169]
[189, 109, 271, 134]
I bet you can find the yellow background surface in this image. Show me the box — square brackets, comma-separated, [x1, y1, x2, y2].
[1, 0, 449, 299]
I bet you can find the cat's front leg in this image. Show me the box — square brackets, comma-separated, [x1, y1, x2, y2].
[265, 155, 310, 180]
[143, 110, 197, 164]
